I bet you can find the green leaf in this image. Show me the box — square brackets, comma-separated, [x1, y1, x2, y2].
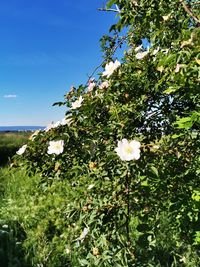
[141, 180, 148, 187]
[106, 0, 116, 9]
[79, 259, 90, 266]
[192, 190, 200, 202]
[52, 101, 64, 106]
[150, 166, 159, 177]
[163, 87, 178, 94]
[175, 116, 193, 129]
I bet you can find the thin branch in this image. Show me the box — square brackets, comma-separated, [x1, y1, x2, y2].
[98, 4, 120, 13]
[179, 0, 200, 23]
[98, 7, 120, 13]
[192, 1, 200, 5]
[86, 35, 128, 84]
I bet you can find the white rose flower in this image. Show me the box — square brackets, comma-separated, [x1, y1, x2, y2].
[47, 140, 64, 155]
[45, 123, 54, 132]
[71, 96, 83, 109]
[135, 51, 149, 60]
[88, 79, 96, 92]
[99, 81, 109, 90]
[162, 14, 171, 21]
[29, 130, 40, 140]
[45, 121, 60, 131]
[16, 144, 27, 155]
[135, 45, 143, 52]
[102, 60, 121, 78]
[52, 121, 61, 128]
[115, 138, 141, 161]
[77, 227, 89, 243]
[60, 117, 72, 126]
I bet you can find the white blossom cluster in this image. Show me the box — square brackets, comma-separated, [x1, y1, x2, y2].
[16, 60, 141, 160]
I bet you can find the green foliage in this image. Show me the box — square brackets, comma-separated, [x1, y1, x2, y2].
[1, 0, 200, 266]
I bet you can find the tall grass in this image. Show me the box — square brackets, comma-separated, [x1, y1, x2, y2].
[0, 167, 32, 267]
[0, 132, 30, 266]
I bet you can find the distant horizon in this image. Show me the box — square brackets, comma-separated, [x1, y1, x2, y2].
[0, 125, 45, 132]
[0, 125, 45, 127]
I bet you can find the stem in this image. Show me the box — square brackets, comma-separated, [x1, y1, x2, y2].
[98, 4, 120, 13]
[98, 8, 120, 13]
[126, 164, 130, 245]
[113, 104, 123, 138]
[179, 0, 200, 24]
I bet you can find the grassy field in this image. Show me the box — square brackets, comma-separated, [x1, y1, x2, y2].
[0, 132, 31, 266]
[0, 132, 30, 166]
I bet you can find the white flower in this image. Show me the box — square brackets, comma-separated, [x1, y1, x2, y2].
[135, 45, 143, 52]
[88, 79, 96, 92]
[78, 227, 89, 243]
[102, 60, 121, 78]
[52, 121, 61, 128]
[88, 82, 96, 92]
[162, 14, 171, 21]
[115, 139, 141, 161]
[65, 248, 71, 254]
[135, 51, 149, 60]
[152, 47, 160, 55]
[45, 123, 54, 132]
[45, 121, 60, 131]
[60, 117, 72, 126]
[99, 81, 109, 90]
[16, 144, 27, 155]
[157, 66, 164, 73]
[174, 64, 183, 73]
[29, 130, 40, 140]
[47, 140, 64, 155]
[71, 96, 83, 109]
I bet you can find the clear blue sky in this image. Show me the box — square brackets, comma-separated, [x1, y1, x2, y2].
[0, 0, 119, 126]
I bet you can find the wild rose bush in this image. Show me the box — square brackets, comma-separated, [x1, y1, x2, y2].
[2, 0, 200, 266]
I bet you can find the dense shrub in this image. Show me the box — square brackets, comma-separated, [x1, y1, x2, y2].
[1, 0, 200, 266]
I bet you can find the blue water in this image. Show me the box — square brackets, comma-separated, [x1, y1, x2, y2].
[0, 126, 45, 132]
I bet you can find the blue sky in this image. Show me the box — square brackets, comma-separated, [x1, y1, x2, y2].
[0, 0, 120, 126]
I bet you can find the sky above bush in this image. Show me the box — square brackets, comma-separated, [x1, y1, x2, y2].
[0, 0, 118, 126]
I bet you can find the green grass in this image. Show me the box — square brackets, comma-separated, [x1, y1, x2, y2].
[0, 132, 31, 266]
[0, 132, 30, 166]
[0, 167, 32, 267]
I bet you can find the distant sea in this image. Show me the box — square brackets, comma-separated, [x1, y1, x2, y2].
[0, 126, 45, 132]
